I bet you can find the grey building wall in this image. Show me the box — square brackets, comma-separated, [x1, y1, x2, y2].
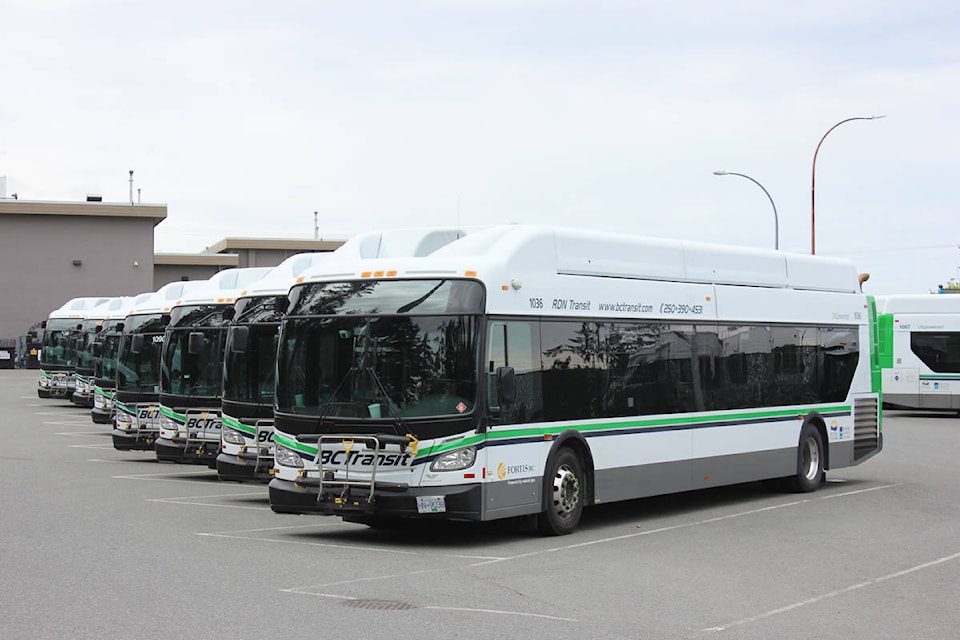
[0, 202, 162, 342]
[153, 264, 226, 289]
[205, 239, 343, 268]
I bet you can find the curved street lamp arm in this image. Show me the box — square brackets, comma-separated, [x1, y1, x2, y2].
[811, 115, 886, 254]
[713, 170, 779, 250]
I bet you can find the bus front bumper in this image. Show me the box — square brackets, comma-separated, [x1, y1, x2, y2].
[216, 453, 275, 483]
[267, 477, 483, 521]
[155, 437, 218, 465]
[112, 428, 158, 451]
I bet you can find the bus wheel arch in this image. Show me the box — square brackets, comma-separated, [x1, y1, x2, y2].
[537, 432, 593, 536]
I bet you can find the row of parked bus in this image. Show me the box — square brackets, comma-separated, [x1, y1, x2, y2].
[31, 225, 951, 534]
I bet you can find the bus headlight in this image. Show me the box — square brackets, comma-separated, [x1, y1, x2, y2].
[221, 426, 246, 445]
[275, 445, 304, 469]
[430, 446, 476, 472]
[159, 415, 179, 433]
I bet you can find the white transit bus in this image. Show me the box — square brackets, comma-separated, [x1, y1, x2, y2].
[113, 282, 207, 450]
[90, 295, 150, 424]
[155, 267, 270, 465]
[72, 297, 142, 408]
[218, 229, 469, 482]
[268, 225, 883, 535]
[877, 294, 960, 411]
[37, 297, 111, 399]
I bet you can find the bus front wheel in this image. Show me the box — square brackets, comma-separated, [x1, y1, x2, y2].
[786, 423, 824, 493]
[538, 448, 584, 536]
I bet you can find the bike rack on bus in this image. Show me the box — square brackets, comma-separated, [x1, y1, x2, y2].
[294, 434, 415, 507]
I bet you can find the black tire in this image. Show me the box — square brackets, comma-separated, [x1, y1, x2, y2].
[538, 448, 584, 536]
[785, 423, 824, 493]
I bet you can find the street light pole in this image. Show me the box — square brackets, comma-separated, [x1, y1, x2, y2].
[713, 170, 779, 250]
[810, 115, 885, 254]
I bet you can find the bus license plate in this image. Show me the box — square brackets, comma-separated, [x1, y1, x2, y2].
[416, 496, 446, 514]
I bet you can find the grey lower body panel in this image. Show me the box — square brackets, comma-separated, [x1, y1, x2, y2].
[595, 448, 795, 505]
[884, 392, 960, 411]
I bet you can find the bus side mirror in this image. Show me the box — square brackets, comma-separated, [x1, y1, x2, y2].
[92, 342, 103, 357]
[188, 331, 204, 355]
[40, 321, 47, 329]
[116, 323, 125, 333]
[274, 296, 290, 313]
[496, 366, 516, 405]
[230, 326, 249, 354]
[74, 337, 84, 350]
[131, 334, 144, 354]
[222, 306, 236, 321]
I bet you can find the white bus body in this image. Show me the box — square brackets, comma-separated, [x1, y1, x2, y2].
[878, 294, 960, 411]
[218, 229, 472, 482]
[90, 295, 150, 424]
[113, 282, 208, 450]
[155, 268, 271, 465]
[37, 297, 111, 399]
[268, 225, 883, 535]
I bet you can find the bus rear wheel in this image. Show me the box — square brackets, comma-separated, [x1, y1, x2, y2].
[538, 448, 584, 536]
[786, 423, 824, 493]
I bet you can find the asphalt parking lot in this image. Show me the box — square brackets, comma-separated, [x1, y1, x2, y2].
[1, 368, 958, 640]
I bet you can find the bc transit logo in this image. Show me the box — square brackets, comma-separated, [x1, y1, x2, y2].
[829, 419, 844, 440]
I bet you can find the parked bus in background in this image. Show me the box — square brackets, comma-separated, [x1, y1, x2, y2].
[877, 293, 960, 412]
[36, 297, 110, 399]
[72, 297, 134, 408]
[113, 282, 206, 450]
[91, 295, 150, 424]
[155, 267, 271, 465]
[218, 229, 469, 482]
[268, 225, 883, 535]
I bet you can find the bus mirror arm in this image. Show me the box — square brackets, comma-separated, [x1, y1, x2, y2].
[230, 326, 249, 354]
[497, 366, 516, 405]
[188, 331, 204, 355]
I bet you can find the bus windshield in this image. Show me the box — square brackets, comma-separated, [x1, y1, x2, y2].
[276, 279, 484, 419]
[222, 295, 285, 406]
[75, 319, 103, 372]
[94, 333, 121, 381]
[116, 314, 168, 394]
[40, 317, 81, 367]
[161, 304, 230, 398]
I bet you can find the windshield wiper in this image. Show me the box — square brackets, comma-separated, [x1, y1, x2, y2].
[395, 280, 446, 314]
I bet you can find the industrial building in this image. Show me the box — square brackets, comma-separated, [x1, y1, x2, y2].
[0, 193, 343, 364]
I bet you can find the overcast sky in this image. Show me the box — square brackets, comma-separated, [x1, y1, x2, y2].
[2, 0, 958, 295]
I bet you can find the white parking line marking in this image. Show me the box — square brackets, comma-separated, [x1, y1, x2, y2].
[701, 550, 960, 634]
[150, 496, 272, 511]
[56, 431, 110, 438]
[477, 484, 902, 565]
[280, 589, 577, 621]
[112, 471, 219, 484]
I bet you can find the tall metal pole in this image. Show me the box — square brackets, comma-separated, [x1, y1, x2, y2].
[713, 170, 779, 250]
[811, 115, 885, 254]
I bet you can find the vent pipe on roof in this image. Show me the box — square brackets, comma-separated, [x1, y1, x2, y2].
[129, 170, 134, 205]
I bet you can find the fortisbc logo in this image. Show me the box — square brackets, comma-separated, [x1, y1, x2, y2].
[319, 450, 412, 467]
[497, 462, 536, 479]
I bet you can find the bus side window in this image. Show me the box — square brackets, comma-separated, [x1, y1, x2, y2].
[487, 320, 541, 424]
